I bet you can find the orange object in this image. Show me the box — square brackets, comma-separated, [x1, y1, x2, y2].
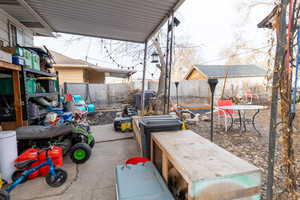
[217, 99, 234, 115]
[125, 157, 150, 165]
[38, 146, 63, 176]
[15, 148, 39, 179]
[64, 94, 73, 102]
[15, 146, 63, 178]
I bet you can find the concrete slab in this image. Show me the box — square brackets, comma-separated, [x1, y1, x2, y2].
[91, 124, 133, 142]
[11, 138, 139, 200]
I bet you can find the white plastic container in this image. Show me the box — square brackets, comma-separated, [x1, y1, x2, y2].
[0, 131, 17, 182]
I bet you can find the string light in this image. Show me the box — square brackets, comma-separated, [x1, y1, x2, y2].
[101, 39, 134, 70]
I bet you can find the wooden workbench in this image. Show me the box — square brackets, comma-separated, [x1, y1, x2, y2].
[151, 130, 261, 200]
[0, 61, 23, 128]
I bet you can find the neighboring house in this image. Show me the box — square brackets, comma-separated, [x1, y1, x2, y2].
[0, 6, 53, 47]
[185, 64, 268, 96]
[51, 51, 136, 85]
[0, 9, 34, 47]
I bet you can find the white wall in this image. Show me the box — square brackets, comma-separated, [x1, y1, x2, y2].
[0, 8, 34, 46]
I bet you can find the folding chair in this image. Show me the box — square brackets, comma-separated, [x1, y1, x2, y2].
[216, 99, 240, 131]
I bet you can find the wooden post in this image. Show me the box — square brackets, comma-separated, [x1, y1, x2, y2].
[12, 70, 23, 127]
[162, 152, 169, 183]
[141, 42, 148, 115]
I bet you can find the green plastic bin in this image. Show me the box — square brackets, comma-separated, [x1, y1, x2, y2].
[31, 53, 40, 71]
[13, 47, 24, 57]
[23, 49, 32, 68]
[26, 78, 36, 94]
[0, 78, 13, 95]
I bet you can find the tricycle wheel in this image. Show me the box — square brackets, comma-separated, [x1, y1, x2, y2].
[11, 170, 26, 184]
[45, 169, 67, 187]
[69, 143, 92, 164]
[0, 189, 9, 200]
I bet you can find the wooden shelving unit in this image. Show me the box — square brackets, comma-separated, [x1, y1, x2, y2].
[0, 61, 23, 128]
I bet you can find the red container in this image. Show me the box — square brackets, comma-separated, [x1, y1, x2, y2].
[15, 148, 40, 179]
[125, 157, 150, 165]
[38, 146, 63, 176]
[64, 94, 73, 102]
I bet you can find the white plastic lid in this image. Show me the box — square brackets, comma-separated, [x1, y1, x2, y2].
[0, 131, 16, 139]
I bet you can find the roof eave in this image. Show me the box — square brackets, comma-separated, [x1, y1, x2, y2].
[146, 0, 186, 42]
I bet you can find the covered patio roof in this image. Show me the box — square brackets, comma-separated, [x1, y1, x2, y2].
[0, 0, 185, 42]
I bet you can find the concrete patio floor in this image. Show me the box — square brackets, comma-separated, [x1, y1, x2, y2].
[11, 124, 138, 200]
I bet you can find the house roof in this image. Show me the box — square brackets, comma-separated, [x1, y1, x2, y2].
[51, 51, 136, 78]
[51, 51, 88, 66]
[0, 0, 185, 42]
[193, 64, 267, 78]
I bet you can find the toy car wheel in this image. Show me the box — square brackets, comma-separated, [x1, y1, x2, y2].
[45, 169, 67, 187]
[11, 170, 26, 184]
[69, 143, 92, 164]
[89, 136, 95, 148]
[0, 189, 10, 200]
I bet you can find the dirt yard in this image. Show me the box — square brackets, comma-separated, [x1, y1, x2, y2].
[188, 109, 300, 200]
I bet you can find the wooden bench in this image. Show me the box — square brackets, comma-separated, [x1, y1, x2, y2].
[151, 130, 261, 200]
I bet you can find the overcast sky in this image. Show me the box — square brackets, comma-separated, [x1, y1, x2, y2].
[34, 0, 273, 80]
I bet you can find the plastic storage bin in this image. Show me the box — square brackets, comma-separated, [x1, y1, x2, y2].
[0, 131, 18, 182]
[0, 78, 13, 95]
[37, 80, 56, 92]
[115, 162, 174, 200]
[23, 49, 32, 68]
[26, 78, 36, 94]
[31, 52, 40, 71]
[12, 56, 25, 66]
[139, 115, 182, 158]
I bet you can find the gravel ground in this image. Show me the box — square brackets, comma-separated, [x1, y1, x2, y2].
[188, 109, 300, 200]
[87, 111, 119, 125]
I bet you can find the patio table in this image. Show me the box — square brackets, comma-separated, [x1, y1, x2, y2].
[218, 105, 267, 136]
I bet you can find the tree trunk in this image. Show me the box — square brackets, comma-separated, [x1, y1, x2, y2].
[152, 39, 167, 114]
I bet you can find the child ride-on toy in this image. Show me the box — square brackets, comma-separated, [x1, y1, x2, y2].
[0, 146, 67, 200]
[16, 122, 95, 164]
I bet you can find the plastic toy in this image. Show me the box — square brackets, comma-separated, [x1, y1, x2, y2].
[16, 122, 95, 164]
[0, 146, 67, 200]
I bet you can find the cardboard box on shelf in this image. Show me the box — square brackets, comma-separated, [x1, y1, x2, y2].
[0, 49, 12, 63]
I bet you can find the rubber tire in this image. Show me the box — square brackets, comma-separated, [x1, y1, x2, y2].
[0, 189, 9, 200]
[89, 136, 95, 148]
[11, 170, 26, 184]
[69, 143, 92, 164]
[45, 169, 67, 188]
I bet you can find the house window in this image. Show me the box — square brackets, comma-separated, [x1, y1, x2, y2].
[0, 40, 4, 47]
[8, 23, 24, 46]
[9, 23, 17, 46]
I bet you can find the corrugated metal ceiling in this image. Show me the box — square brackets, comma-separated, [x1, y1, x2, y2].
[0, 0, 185, 43]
